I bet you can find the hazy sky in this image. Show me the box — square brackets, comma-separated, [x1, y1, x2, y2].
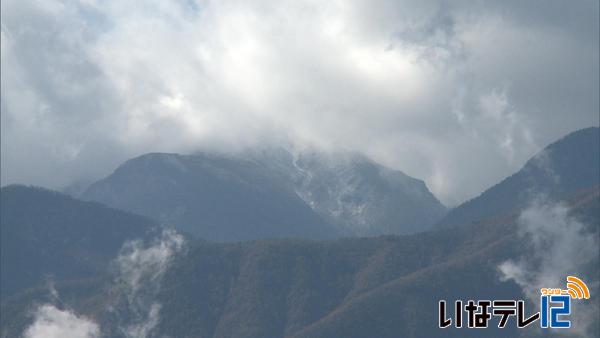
[1, 0, 598, 206]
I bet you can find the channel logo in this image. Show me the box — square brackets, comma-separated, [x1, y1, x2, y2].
[439, 276, 591, 329]
[539, 276, 590, 329]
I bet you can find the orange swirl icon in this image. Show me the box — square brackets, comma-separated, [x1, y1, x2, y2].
[565, 276, 590, 300]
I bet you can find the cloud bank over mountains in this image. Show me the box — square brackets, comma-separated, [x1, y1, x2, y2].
[1, 0, 598, 205]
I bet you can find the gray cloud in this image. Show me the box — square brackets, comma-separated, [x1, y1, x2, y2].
[1, 0, 598, 205]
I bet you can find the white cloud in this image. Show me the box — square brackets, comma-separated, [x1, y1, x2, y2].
[1, 0, 598, 205]
[21, 229, 185, 338]
[112, 229, 185, 338]
[24, 305, 100, 338]
[115, 229, 184, 298]
[498, 199, 599, 337]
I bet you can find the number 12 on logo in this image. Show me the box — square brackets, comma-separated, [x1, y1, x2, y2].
[540, 295, 570, 328]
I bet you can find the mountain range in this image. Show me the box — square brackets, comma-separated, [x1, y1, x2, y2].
[1, 127, 598, 338]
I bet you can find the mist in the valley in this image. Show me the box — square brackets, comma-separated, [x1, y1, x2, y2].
[499, 200, 599, 337]
[23, 230, 185, 338]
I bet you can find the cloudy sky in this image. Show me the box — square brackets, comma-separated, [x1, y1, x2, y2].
[1, 0, 598, 206]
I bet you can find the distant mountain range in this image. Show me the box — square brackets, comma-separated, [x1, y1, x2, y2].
[80, 148, 446, 240]
[437, 127, 599, 228]
[1, 127, 598, 338]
